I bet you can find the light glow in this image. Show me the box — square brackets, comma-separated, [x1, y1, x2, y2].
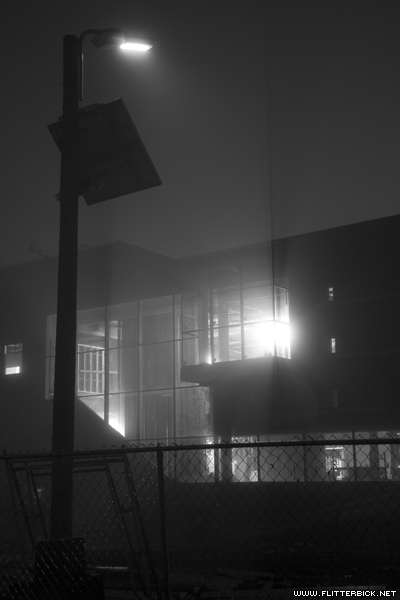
[254, 320, 291, 359]
[5, 366, 20, 375]
[109, 416, 125, 436]
[120, 41, 153, 52]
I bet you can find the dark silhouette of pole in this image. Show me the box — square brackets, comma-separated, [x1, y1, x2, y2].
[50, 34, 80, 539]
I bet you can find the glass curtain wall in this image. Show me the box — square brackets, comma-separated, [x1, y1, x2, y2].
[224, 431, 399, 483]
[46, 295, 211, 444]
[181, 250, 290, 367]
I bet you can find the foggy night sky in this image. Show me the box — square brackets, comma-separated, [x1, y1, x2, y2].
[1, 1, 399, 269]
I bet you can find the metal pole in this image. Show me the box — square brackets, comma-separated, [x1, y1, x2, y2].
[156, 447, 171, 600]
[50, 34, 80, 539]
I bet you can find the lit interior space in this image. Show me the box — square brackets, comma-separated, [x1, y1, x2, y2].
[182, 283, 290, 366]
[46, 296, 211, 443]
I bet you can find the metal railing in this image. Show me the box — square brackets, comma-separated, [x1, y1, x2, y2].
[1, 438, 400, 598]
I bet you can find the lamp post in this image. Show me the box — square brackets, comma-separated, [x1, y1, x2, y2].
[50, 29, 154, 540]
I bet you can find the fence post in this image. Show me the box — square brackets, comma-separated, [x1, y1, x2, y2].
[156, 446, 171, 600]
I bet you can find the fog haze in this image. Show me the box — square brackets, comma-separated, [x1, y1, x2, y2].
[1, 1, 399, 268]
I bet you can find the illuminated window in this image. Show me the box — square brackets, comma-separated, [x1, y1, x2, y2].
[231, 436, 259, 482]
[46, 295, 208, 444]
[325, 445, 347, 480]
[321, 285, 334, 302]
[76, 308, 106, 421]
[77, 344, 104, 394]
[323, 337, 336, 354]
[175, 387, 211, 438]
[182, 293, 210, 365]
[140, 390, 173, 442]
[242, 285, 290, 360]
[140, 296, 173, 344]
[4, 344, 23, 375]
[181, 284, 291, 366]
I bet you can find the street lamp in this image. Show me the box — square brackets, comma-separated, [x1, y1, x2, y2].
[50, 29, 154, 541]
[80, 29, 155, 99]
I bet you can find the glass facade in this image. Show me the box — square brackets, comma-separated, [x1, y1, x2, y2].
[45, 245, 290, 450]
[194, 431, 400, 484]
[182, 283, 290, 366]
[46, 295, 210, 443]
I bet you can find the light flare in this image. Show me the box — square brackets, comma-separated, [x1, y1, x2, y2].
[255, 320, 291, 358]
[120, 42, 153, 51]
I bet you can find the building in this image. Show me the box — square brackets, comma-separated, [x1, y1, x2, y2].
[1, 215, 400, 480]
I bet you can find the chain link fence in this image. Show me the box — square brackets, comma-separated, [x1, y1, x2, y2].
[1, 438, 400, 598]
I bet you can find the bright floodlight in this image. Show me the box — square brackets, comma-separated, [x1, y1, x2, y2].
[120, 39, 155, 51]
[91, 30, 155, 52]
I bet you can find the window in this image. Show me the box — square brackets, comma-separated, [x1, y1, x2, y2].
[77, 344, 104, 394]
[140, 390, 174, 442]
[4, 344, 23, 375]
[175, 387, 211, 438]
[140, 296, 173, 344]
[325, 445, 348, 480]
[140, 341, 173, 390]
[76, 308, 105, 420]
[321, 285, 334, 302]
[46, 295, 211, 445]
[322, 337, 336, 354]
[182, 284, 291, 366]
[182, 293, 210, 365]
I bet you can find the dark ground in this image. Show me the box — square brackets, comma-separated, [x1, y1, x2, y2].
[2, 473, 400, 595]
